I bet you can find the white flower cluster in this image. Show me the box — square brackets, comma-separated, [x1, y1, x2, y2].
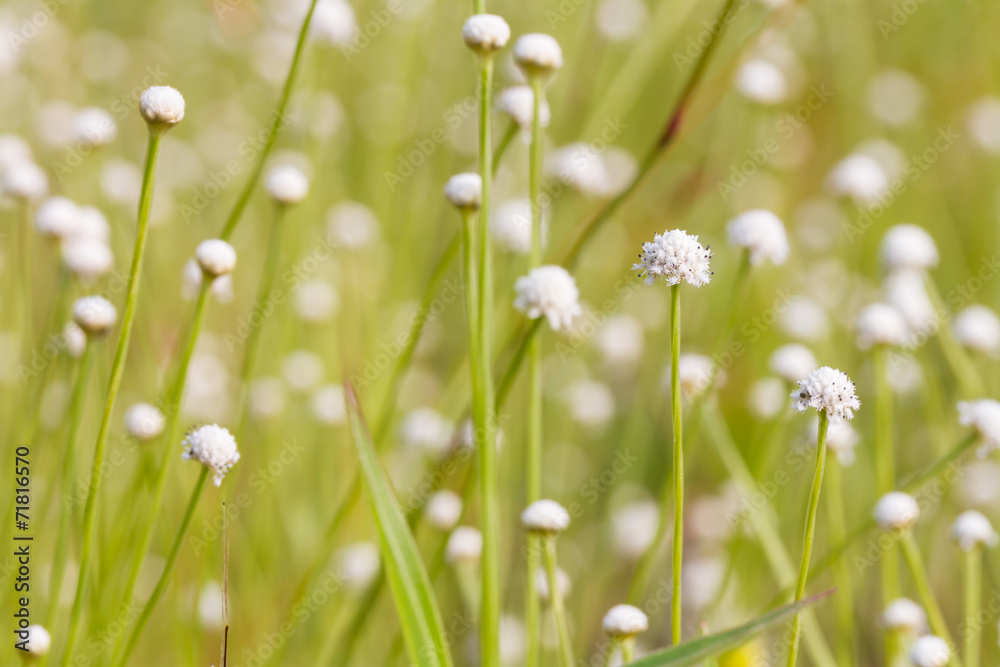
[958, 399, 1000, 455]
[789, 366, 860, 423]
[725, 209, 789, 265]
[513, 265, 582, 330]
[181, 424, 241, 486]
[633, 229, 712, 287]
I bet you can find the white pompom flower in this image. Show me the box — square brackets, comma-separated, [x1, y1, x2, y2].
[62, 238, 114, 281]
[265, 164, 310, 205]
[72, 107, 117, 147]
[950, 510, 998, 551]
[445, 526, 483, 563]
[790, 366, 859, 423]
[664, 354, 724, 403]
[425, 490, 463, 531]
[513, 33, 563, 76]
[139, 86, 185, 128]
[443, 172, 482, 211]
[769, 344, 817, 384]
[726, 209, 789, 265]
[399, 407, 454, 458]
[958, 399, 1000, 456]
[336, 542, 381, 590]
[195, 239, 237, 277]
[311, 0, 357, 46]
[822, 419, 860, 466]
[881, 224, 939, 272]
[826, 153, 889, 206]
[874, 491, 919, 531]
[953, 305, 1000, 356]
[513, 265, 582, 331]
[735, 59, 788, 106]
[856, 303, 908, 349]
[25, 624, 51, 656]
[3, 161, 48, 201]
[496, 86, 551, 130]
[124, 403, 166, 442]
[521, 499, 570, 534]
[602, 604, 649, 638]
[72, 295, 117, 336]
[493, 198, 546, 254]
[881, 598, 926, 634]
[462, 14, 511, 54]
[181, 424, 240, 486]
[909, 635, 950, 667]
[311, 384, 346, 425]
[35, 196, 79, 240]
[633, 229, 712, 287]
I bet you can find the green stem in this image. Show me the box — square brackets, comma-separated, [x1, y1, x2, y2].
[825, 456, 855, 667]
[786, 412, 828, 667]
[874, 346, 901, 611]
[620, 637, 636, 664]
[63, 129, 163, 663]
[669, 284, 683, 644]
[923, 275, 984, 398]
[115, 467, 210, 666]
[543, 537, 574, 667]
[964, 547, 982, 667]
[493, 122, 517, 174]
[460, 210, 480, 367]
[899, 530, 960, 664]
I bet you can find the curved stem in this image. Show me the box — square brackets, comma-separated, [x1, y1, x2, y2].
[670, 284, 683, 643]
[543, 537, 574, 667]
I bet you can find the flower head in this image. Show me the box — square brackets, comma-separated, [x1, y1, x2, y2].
[874, 491, 919, 531]
[2, 161, 48, 201]
[34, 196, 79, 240]
[521, 499, 570, 534]
[826, 153, 889, 206]
[443, 172, 482, 211]
[881, 598, 926, 634]
[665, 354, 724, 403]
[909, 635, 950, 667]
[789, 366, 860, 423]
[72, 107, 117, 147]
[195, 239, 237, 277]
[311, 384, 346, 425]
[493, 198, 545, 254]
[535, 566, 571, 602]
[72, 295, 117, 336]
[950, 510, 998, 551]
[513, 265, 582, 331]
[62, 238, 114, 281]
[602, 604, 649, 638]
[958, 399, 1000, 455]
[633, 229, 712, 287]
[769, 344, 817, 384]
[124, 403, 165, 441]
[497, 86, 550, 129]
[735, 59, 788, 106]
[445, 526, 483, 563]
[399, 407, 454, 457]
[336, 542, 380, 590]
[881, 224, 938, 272]
[726, 209, 789, 265]
[265, 164, 310, 205]
[856, 303, 908, 349]
[425, 490, 463, 531]
[954, 305, 1000, 356]
[311, 0, 357, 45]
[181, 424, 240, 486]
[462, 14, 511, 53]
[513, 33, 563, 76]
[25, 624, 51, 656]
[139, 86, 185, 128]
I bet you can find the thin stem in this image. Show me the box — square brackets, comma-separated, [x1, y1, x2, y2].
[543, 537, 574, 667]
[825, 456, 855, 667]
[874, 346, 902, 625]
[115, 467, 210, 667]
[964, 547, 982, 667]
[460, 210, 480, 368]
[620, 637, 636, 664]
[669, 283, 683, 644]
[493, 122, 517, 174]
[923, 275, 984, 398]
[63, 129, 163, 662]
[786, 412, 829, 667]
[900, 530, 957, 654]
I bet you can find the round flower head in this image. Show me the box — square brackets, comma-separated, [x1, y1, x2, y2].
[596, 314, 644, 366]
[665, 354, 723, 403]
[513, 265, 582, 331]
[789, 366, 860, 423]
[779, 297, 830, 342]
[181, 258, 234, 303]
[884, 269, 935, 332]
[139, 86, 185, 128]
[602, 604, 649, 638]
[424, 490, 463, 531]
[958, 399, 1000, 455]
[25, 624, 51, 656]
[612, 501, 659, 559]
[445, 526, 483, 563]
[874, 491, 919, 531]
[72, 295, 117, 336]
[124, 402, 166, 441]
[35, 196, 80, 239]
[64, 322, 86, 358]
[493, 198, 547, 254]
[953, 305, 1000, 356]
[282, 350, 324, 392]
[311, 0, 357, 45]
[62, 238, 113, 281]
[521, 499, 570, 534]
[74, 206, 110, 243]
[311, 384, 346, 425]
[535, 565, 571, 602]
[181, 424, 240, 486]
[294, 278, 339, 323]
[855, 303, 908, 349]
[735, 59, 788, 106]
[881, 598, 926, 634]
[726, 209, 789, 265]
[967, 97, 1000, 154]
[496, 86, 551, 129]
[443, 172, 482, 211]
[769, 344, 817, 384]
[336, 542, 381, 590]
[72, 107, 117, 147]
[748, 377, 787, 419]
[563, 380, 615, 428]
[265, 164, 309, 205]
[823, 419, 860, 466]
[3, 161, 48, 201]
[462, 14, 511, 54]
[909, 635, 950, 667]
[399, 407, 454, 457]
[195, 239, 237, 277]
[327, 201, 380, 249]
[633, 229, 712, 287]
[826, 153, 889, 206]
[950, 510, 998, 551]
[513, 33, 563, 76]
[881, 224, 939, 272]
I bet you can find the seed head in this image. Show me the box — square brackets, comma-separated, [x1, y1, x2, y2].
[881, 224, 939, 272]
[881, 598, 926, 634]
[735, 59, 788, 106]
[521, 499, 570, 534]
[769, 344, 817, 384]
[265, 164, 310, 205]
[602, 604, 649, 638]
[425, 490, 463, 531]
[513, 33, 563, 76]
[909, 635, 950, 667]
[124, 403, 166, 441]
[445, 526, 483, 563]
[953, 305, 1000, 356]
[443, 172, 482, 211]
[855, 303, 908, 349]
[62, 238, 113, 281]
[496, 86, 550, 129]
[726, 209, 789, 265]
[958, 399, 1000, 455]
[25, 625, 51, 656]
[950, 510, 998, 551]
[34, 196, 79, 240]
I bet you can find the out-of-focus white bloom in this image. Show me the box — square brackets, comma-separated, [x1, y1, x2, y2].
[282, 350, 325, 393]
[445, 526, 482, 563]
[337, 542, 381, 590]
[769, 344, 817, 384]
[967, 96, 1000, 154]
[181, 259, 234, 303]
[603, 604, 648, 637]
[857, 138, 907, 182]
[790, 366, 860, 423]
[3, 161, 48, 201]
[0, 135, 32, 171]
[265, 164, 310, 205]
[496, 86, 551, 129]
[596, 314, 644, 366]
[958, 399, 1000, 456]
[874, 492, 919, 531]
[72, 107, 117, 146]
[425, 490, 463, 531]
[521, 499, 570, 533]
[182, 424, 240, 486]
[563, 380, 615, 428]
[884, 270, 936, 333]
[74, 206, 110, 243]
[595, 0, 648, 41]
[311, 0, 357, 45]
[826, 153, 889, 206]
[909, 635, 950, 667]
[462, 14, 511, 53]
[868, 69, 925, 127]
[748, 377, 787, 419]
[139, 86, 185, 128]
[124, 403, 165, 441]
[513, 33, 563, 76]
[101, 158, 143, 207]
[197, 581, 224, 630]
[881, 224, 939, 272]
[886, 355, 923, 396]
[779, 298, 830, 341]
[820, 418, 860, 466]
[856, 303, 908, 348]
[64, 322, 86, 358]
[735, 59, 788, 105]
[326, 202, 380, 249]
[493, 199, 546, 254]
[665, 354, 722, 402]
[35, 197, 79, 239]
[514, 265, 582, 330]
[633, 229, 712, 287]
[399, 407, 454, 457]
[294, 279, 339, 322]
[250, 377, 287, 420]
[547, 143, 636, 197]
[195, 239, 237, 277]
[535, 566, 571, 602]
[499, 615, 526, 665]
[682, 555, 726, 610]
[72, 296, 117, 336]
[950, 510, 998, 551]
[25, 624, 51, 656]
[611, 501, 658, 559]
[962, 460, 1000, 507]
[443, 173, 482, 211]
[954, 305, 1000, 356]
[182, 352, 232, 421]
[881, 598, 926, 634]
[726, 209, 789, 265]
[62, 238, 113, 281]
[311, 384, 346, 425]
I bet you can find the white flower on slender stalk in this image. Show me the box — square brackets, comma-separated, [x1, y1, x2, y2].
[35, 196, 79, 239]
[521, 499, 570, 534]
[595, 0, 648, 41]
[445, 526, 483, 563]
[950, 510, 998, 551]
[748, 377, 787, 419]
[265, 164, 310, 205]
[72, 107, 117, 147]
[966, 96, 1000, 154]
[881, 224, 939, 272]
[0, 134, 32, 171]
[399, 407, 454, 458]
[181, 259, 234, 303]
[953, 305, 1000, 356]
[884, 269, 936, 333]
[462, 14, 511, 54]
[856, 303, 908, 349]
[726, 209, 789, 265]
[958, 399, 1000, 455]
[336, 542, 381, 590]
[513, 265, 582, 330]
[197, 581, 224, 630]
[72, 296, 117, 337]
[873, 491, 919, 531]
[311, 0, 357, 46]
[496, 86, 551, 130]
[64, 322, 86, 358]
[602, 604, 648, 638]
[311, 384, 346, 425]
[881, 598, 927, 634]
[735, 59, 788, 106]
[563, 380, 615, 428]
[326, 202, 380, 249]
[596, 314, 644, 366]
[124, 403, 165, 442]
[664, 354, 723, 403]
[25, 624, 51, 656]
[769, 344, 817, 384]
[443, 172, 482, 211]
[62, 238, 114, 281]
[73, 206, 110, 242]
[534, 566, 571, 602]
[789, 366, 860, 423]
[513, 33, 563, 76]
[493, 199, 546, 254]
[282, 350, 325, 393]
[909, 635, 950, 667]
[194, 239, 237, 277]
[868, 69, 925, 127]
[2, 161, 48, 201]
[139, 86, 185, 128]
[181, 424, 240, 486]
[425, 490, 463, 531]
[250, 377, 287, 420]
[633, 229, 712, 287]
[826, 153, 889, 206]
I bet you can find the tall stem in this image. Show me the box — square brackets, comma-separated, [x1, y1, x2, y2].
[900, 530, 959, 662]
[786, 412, 828, 667]
[63, 129, 163, 662]
[874, 345, 901, 662]
[543, 537, 574, 667]
[669, 283, 683, 643]
[825, 456, 854, 666]
[964, 547, 982, 667]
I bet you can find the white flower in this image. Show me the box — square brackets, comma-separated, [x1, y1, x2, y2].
[826, 153, 889, 206]
[399, 407, 454, 457]
[884, 270, 936, 333]
[425, 490, 463, 531]
[513, 33, 563, 75]
[563, 380, 615, 428]
[595, 0, 648, 41]
[63, 322, 86, 358]
[124, 403, 165, 441]
[958, 399, 1000, 455]
[881, 598, 926, 634]
[633, 229, 712, 287]
[602, 604, 649, 637]
[821, 418, 860, 466]
[611, 501, 658, 559]
[445, 526, 482, 563]
[181, 259, 234, 303]
[311, 384, 346, 425]
[0, 134, 32, 171]
[967, 96, 1000, 154]
[496, 86, 550, 129]
[72, 107, 117, 147]
[311, 0, 357, 45]
[73, 206, 110, 242]
[35, 196, 79, 239]
[874, 492, 919, 531]
[950, 510, 998, 551]
[3, 161, 48, 201]
[499, 615, 526, 665]
[195, 239, 237, 277]
[726, 209, 789, 265]
[443, 173, 482, 211]
[747, 377, 787, 419]
[909, 635, 950, 667]
[326, 202, 379, 249]
[265, 164, 310, 205]
[735, 59, 788, 105]
[953, 305, 1000, 356]
[493, 199, 545, 254]
[596, 314, 644, 366]
[779, 298, 829, 341]
[336, 542, 380, 590]
[856, 303, 908, 348]
[462, 14, 511, 53]
[62, 238, 113, 281]
[197, 581, 224, 630]
[513, 265, 582, 331]
[282, 350, 325, 392]
[547, 143, 637, 197]
[25, 624, 51, 656]
[881, 224, 939, 272]
[521, 499, 570, 533]
[790, 366, 860, 423]
[868, 69, 925, 127]
[535, 566, 571, 602]
[72, 296, 117, 336]
[181, 424, 240, 486]
[769, 344, 817, 384]
[139, 86, 185, 127]
[665, 354, 723, 402]
[294, 279, 339, 322]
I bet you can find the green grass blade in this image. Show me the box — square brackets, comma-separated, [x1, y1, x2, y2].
[629, 590, 834, 667]
[344, 382, 454, 667]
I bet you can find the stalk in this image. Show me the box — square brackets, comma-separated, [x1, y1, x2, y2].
[964, 547, 982, 667]
[543, 537, 574, 667]
[899, 530, 959, 663]
[786, 412, 829, 667]
[825, 456, 855, 666]
[63, 129, 163, 662]
[620, 638, 636, 663]
[874, 344, 901, 663]
[669, 283, 683, 643]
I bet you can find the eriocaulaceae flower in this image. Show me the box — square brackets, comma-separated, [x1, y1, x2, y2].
[789, 366, 860, 423]
[181, 424, 240, 486]
[633, 229, 712, 287]
[513, 265, 582, 331]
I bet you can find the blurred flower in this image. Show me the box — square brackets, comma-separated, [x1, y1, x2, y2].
[294, 279, 339, 322]
[446, 526, 483, 563]
[462, 14, 511, 53]
[514, 265, 582, 330]
[493, 198, 546, 254]
[735, 59, 787, 106]
[310, 0, 357, 46]
[855, 303, 908, 349]
[563, 380, 615, 428]
[726, 209, 789, 265]
[195, 239, 237, 277]
[950, 510, 998, 551]
[124, 403, 165, 442]
[603, 604, 648, 638]
[868, 69, 925, 127]
[72, 107, 117, 147]
[250, 377, 287, 420]
[521, 499, 570, 533]
[513, 33, 563, 76]
[966, 96, 1000, 154]
[2, 160, 48, 201]
[611, 501, 658, 560]
[880, 224, 939, 272]
[399, 407, 453, 457]
[779, 298, 829, 341]
[72, 295, 117, 336]
[958, 399, 1000, 455]
[424, 490, 463, 531]
[327, 202, 380, 249]
[881, 598, 926, 634]
[884, 270, 936, 334]
[534, 565, 571, 602]
[443, 172, 482, 211]
[496, 86, 550, 130]
[826, 153, 889, 207]
[337, 542, 381, 590]
[909, 635, 950, 667]
[596, 314, 644, 367]
[594, 0, 648, 41]
[664, 354, 723, 403]
[265, 164, 310, 205]
[873, 492, 919, 531]
[747, 377, 787, 419]
[196, 581, 224, 630]
[25, 624, 50, 656]
[282, 350, 325, 393]
[815, 417, 859, 465]
[953, 305, 1000, 356]
[769, 344, 816, 384]
[311, 384, 346, 425]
